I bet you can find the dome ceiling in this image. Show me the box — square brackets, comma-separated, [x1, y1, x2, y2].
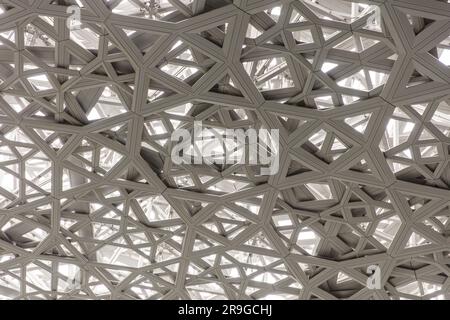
[0, 0, 448, 300]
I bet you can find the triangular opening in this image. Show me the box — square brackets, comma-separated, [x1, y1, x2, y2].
[86, 86, 128, 121]
[418, 127, 435, 140]
[244, 230, 274, 250]
[343, 113, 372, 134]
[290, 8, 307, 23]
[62, 167, 91, 191]
[405, 231, 433, 248]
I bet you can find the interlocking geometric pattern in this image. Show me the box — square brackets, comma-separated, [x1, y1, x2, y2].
[0, 0, 449, 300]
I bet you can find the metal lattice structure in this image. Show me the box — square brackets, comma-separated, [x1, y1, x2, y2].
[0, 0, 449, 300]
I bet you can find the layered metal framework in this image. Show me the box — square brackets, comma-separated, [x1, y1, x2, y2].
[0, 0, 449, 300]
